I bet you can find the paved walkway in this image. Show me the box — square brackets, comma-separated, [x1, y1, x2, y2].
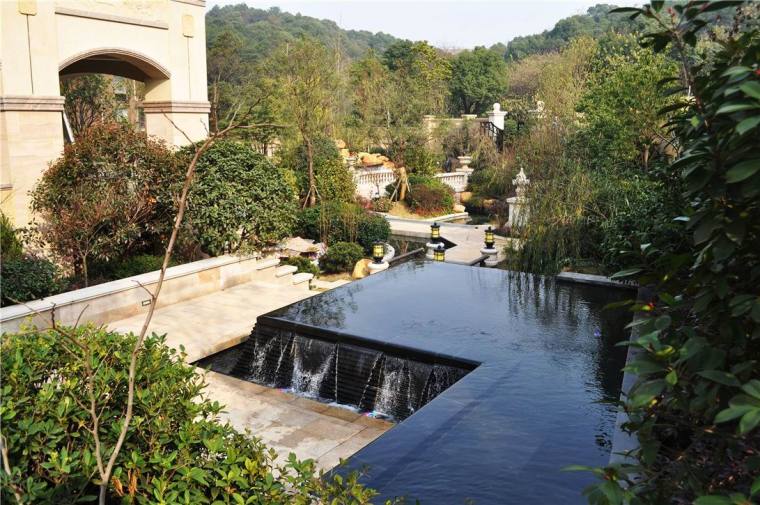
[111, 277, 393, 470]
[202, 371, 393, 471]
[386, 216, 511, 264]
[109, 280, 316, 363]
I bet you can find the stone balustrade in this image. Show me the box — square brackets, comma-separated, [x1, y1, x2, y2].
[352, 167, 470, 199]
[354, 167, 396, 199]
[434, 172, 469, 193]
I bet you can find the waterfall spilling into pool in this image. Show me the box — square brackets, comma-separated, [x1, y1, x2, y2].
[205, 322, 471, 421]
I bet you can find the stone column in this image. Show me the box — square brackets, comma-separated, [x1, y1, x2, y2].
[487, 103, 507, 130]
[0, 1, 65, 226]
[507, 167, 530, 229]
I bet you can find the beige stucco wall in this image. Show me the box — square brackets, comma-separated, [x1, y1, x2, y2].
[0, 0, 209, 227]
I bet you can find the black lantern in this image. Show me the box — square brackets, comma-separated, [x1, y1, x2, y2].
[485, 226, 495, 249]
[372, 242, 384, 264]
[433, 243, 445, 262]
[431, 222, 441, 243]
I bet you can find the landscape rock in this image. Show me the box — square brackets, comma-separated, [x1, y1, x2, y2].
[352, 258, 372, 279]
[453, 204, 466, 213]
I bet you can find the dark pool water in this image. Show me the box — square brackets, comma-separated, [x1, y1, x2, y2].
[204, 261, 631, 504]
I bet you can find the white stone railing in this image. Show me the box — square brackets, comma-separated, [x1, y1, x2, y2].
[353, 167, 470, 199]
[354, 166, 396, 199]
[434, 172, 469, 193]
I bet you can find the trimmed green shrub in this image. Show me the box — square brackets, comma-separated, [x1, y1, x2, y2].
[296, 202, 390, 254]
[0, 212, 22, 262]
[0, 327, 381, 504]
[0, 257, 66, 306]
[357, 214, 391, 252]
[403, 145, 439, 176]
[407, 179, 455, 216]
[371, 196, 394, 213]
[185, 140, 297, 255]
[321, 242, 364, 274]
[280, 136, 356, 204]
[89, 254, 178, 282]
[281, 255, 319, 276]
[31, 121, 181, 286]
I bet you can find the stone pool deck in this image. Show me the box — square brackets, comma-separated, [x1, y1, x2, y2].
[108, 279, 317, 363]
[385, 216, 512, 264]
[201, 371, 393, 470]
[109, 274, 392, 470]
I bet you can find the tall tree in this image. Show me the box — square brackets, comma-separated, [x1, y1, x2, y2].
[449, 47, 508, 114]
[270, 39, 339, 207]
[60, 75, 118, 138]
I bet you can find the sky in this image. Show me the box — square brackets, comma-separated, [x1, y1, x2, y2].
[206, 0, 638, 49]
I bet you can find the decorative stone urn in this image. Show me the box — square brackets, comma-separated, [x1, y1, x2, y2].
[456, 155, 473, 174]
[507, 167, 530, 228]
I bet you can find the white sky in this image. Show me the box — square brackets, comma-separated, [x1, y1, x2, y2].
[206, 0, 639, 50]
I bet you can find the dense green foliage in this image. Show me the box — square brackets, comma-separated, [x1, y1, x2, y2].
[281, 255, 320, 276]
[186, 141, 297, 256]
[280, 137, 356, 204]
[0, 327, 381, 503]
[370, 197, 394, 213]
[320, 242, 365, 274]
[406, 178, 455, 216]
[296, 202, 390, 253]
[206, 5, 400, 62]
[576, 3, 760, 504]
[0, 212, 23, 262]
[504, 4, 644, 60]
[30, 122, 180, 286]
[89, 254, 177, 283]
[449, 47, 508, 114]
[0, 257, 66, 307]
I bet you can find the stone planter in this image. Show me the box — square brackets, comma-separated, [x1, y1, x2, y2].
[456, 155, 473, 174]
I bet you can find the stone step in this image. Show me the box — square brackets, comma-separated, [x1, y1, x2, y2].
[292, 272, 313, 284]
[253, 257, 280, 282]
[275, 265, 298, 277]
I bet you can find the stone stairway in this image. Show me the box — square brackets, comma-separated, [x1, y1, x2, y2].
[108, 256, 317, 362]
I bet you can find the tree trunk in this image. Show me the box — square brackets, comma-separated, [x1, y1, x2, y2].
[305, 137, 317, 207]
[82, 255, 89, 288]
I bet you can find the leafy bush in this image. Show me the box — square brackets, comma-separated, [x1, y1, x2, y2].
[407, 179, 455, 216]
[280, 136, 356, 204]
[31, 121, 180, 285]
[0, 257, 66, 306]
[0, 327, 381, 504]
[89, 254, 178, 282]
[185, 140, 297, 256]
[357, 213, 391, 252]
[321, 242, 364, 273]
[371, 197, 394, 213]
[402, 145, 439, 176]
[0, 212, 22, 262]
[281, 255, 319, 276]
[581, 4, 760, 504]
[296, 202, 389, 253]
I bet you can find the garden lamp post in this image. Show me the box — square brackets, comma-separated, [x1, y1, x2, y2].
[368, 242, 389, 275]
[484, 226, 495, 249]
[426, 222, 442, 260]
[434, 244, 445, 262]
[372, 242, 384, 264]
[480, 226, 499, 267]
[430, 222, 441, 243]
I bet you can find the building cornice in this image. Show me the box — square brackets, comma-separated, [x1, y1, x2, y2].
[171, 0, 206, 6]
[55, 6, 169, 30]
[0, 96, 65, 112]
[143, 101, 211, 114]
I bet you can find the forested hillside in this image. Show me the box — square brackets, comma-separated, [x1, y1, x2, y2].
[206, 4, 402, 61]
[503, 4, 642, 60]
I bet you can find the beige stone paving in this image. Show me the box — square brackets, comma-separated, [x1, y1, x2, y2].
[201, 370, 393, 471]
[387, 218, 511, 264]
[108, 280, 316, 363]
